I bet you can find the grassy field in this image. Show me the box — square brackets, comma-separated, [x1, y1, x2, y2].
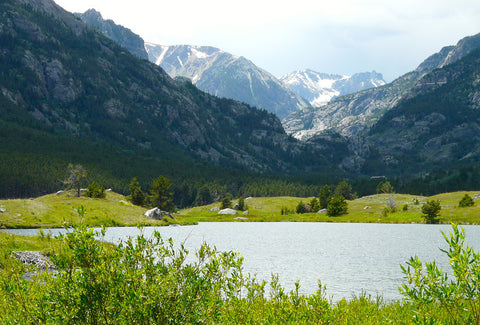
[177, 191, 480, 225]
[1, 191, 480, 228]
[0, 191, 169, 228]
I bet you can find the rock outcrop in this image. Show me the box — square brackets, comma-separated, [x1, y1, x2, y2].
[144, 208, 173, 220]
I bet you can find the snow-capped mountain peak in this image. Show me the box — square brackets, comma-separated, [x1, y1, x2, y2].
[280, 70, 385, 107]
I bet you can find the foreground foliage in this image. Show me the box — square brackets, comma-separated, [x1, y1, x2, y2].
[0, 224, 478, 323]
[401, 224, 480, 324]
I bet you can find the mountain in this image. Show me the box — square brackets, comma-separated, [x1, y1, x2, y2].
[145, 44, 310, 119]
[363, 47, 480, 176]
[0, 0, 340, 199]
[280, 70, 385, 107]
[75, 9, 149, 60]
[283, 33, 480, 140]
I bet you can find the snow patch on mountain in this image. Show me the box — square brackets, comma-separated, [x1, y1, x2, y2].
[280, 70, 385, 107]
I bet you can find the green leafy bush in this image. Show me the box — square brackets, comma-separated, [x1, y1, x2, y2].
[85, 181, 105, 198]
[459, 194, 474, 207]
[296, 201, 306, 214]
[400, 224, 480, 324]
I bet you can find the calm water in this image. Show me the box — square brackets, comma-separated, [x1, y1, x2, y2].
[7, 222, 480, 301]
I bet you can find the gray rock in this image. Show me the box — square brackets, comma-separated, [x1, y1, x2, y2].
[144, 207, 173, 220]
[0, 208, 5, 213]
[234, 217, 248, 221]
[242, 210, 249, 215]
[318, 208, 327, 213]
[233, 203, 240, 210]
[364, 206, 371, 210]
[14, 251, 56, 271]
[218, 208, 238, 215]
[474, 194, 480, 199]
[210, 207, 220, 211]
[56, 190, 65, 195]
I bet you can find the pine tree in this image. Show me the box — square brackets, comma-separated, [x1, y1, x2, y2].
[129, 177, 145, 206]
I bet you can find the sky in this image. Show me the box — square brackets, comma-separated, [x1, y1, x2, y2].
[54, 0, 480, 82]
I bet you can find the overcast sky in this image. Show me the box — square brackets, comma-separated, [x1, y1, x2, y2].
[54, 0, 480, 82]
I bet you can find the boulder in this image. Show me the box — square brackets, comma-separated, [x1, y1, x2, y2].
[364, 206, 371, 210]
[144, 207, 173, 220]
[242, 210, 249, 215]
[14, 251, 56, 271]
[318, 208, 327, 213]
[233, 203, 240, 210]
[0, 208, 5, 213]
[218, 208, 237, 215]
[210, 207, 220, 212]
[474, 194, 480, 199]
[56, 190, 65, 195]
[234, 217, 248, 221]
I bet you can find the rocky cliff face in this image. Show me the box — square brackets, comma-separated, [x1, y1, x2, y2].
[145, 44, 311, 119]
[280, 70, 385, 107]
[75, 9, 148, 60]
[0, 0, 333, 173]
[364, 47, 480, 175]
[283, 33, 480, 140]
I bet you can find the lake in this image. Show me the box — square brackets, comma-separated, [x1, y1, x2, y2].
[6, 222, 480, 301]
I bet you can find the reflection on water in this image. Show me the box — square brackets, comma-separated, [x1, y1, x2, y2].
[6, 222, 480, 301]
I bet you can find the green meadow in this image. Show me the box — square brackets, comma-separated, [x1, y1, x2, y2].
[2, 191, 480, 228]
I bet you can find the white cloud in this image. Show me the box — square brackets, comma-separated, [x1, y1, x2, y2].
[54, 0, 480, 81]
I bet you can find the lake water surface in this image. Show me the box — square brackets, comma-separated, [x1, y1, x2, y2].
[7, 222, 480, 301]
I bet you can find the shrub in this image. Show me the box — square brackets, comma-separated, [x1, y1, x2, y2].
[221, 196, 232, 209]
[376, 181, 394, 194]
[421, 200, 441, 224]
[319, 185, 332, 209]
[334, 181, 356, 200]
[459, 194, 474, 207]
[400, 224, 480, 324]
[327, 195, 348, 216]
[296, 201, 306, 214]
[386, 196, 397, 213]
[128, 177, 145, 206]
[85, 181, 105, 198]
[309, 198, 320, 212]
[237, 197, 245, 211]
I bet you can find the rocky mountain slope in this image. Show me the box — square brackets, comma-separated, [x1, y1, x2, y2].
[145, 44, 310, 119]
[364, 47, 480, 175]
[75, 9, 148, 60]
[0, 0, 333, 175]
[280, 70, 385, 107]
[284, 33, 480, 140]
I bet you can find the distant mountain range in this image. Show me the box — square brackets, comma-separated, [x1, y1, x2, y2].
[0, 0, 335, 184]
[76, 10, 387, 120]
[283, 33, 480, 140]
[3, 0, 480, 200]
[144, 44, 310, 119]
[280, 70, 385, 107]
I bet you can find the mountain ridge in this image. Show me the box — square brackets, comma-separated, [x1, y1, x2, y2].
[145, 43, 311, 119]
[283, 33, 480, 140]
[280, 70, 385, 107]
